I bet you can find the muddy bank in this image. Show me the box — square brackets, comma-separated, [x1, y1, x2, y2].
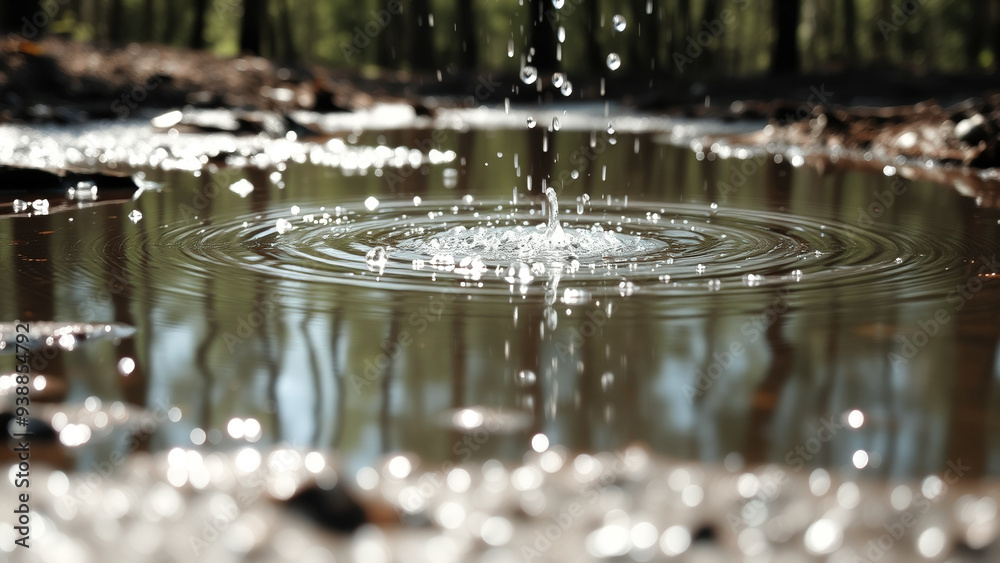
[733, 96, 1000, 170]
[4, 34, 1000, 178]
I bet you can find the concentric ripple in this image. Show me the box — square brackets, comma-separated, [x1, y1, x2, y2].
[72, 192, 979, 311]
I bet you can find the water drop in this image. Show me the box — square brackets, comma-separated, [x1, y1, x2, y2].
[31, 199, 49, 214]
[413, 196, 422, 206]
[364, 196, 380, 211]
[12, 199, 28, 213]
[791, 269, 803, 282]
[557, 26, 566, 43]
[443, 168, 458, 189]
[366, 246, 389, 272]
[128, 210, 143, 224]
[552, 0, 564, 8]
[707, 279, 721, 291]
[517, 370, 537, 387]
[600, 372, 614, 391]
[228, 178, 254, 198]
[695, 264, 706, 274]
[612, 14, 627, 32]
[520, 65, 538, 85]
[560, 81, 573, 96]
[606, 123, 615, 134]
[275, 218, 293, 234]
[526, 116, 537, 128]
[552, 72, 566, 88]
[709, 202, 719, 215]
[606, 53, 621, 71]
[507, 39, 514, 58]
[551, 117, 561, 131]
[894, 257, 903, 264]
[290, 205, 300, 215]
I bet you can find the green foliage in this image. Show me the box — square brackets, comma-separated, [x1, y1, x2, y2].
[35, 0, 1000, 75]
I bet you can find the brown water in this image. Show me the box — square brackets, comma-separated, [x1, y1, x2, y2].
[3, 121, 999, 477]
[2, 116, 1000, 560]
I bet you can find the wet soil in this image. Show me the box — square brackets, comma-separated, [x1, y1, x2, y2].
[3, 34, 1000, 178]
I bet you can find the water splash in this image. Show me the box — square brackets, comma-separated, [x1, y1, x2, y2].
[544, 187, 568, 245]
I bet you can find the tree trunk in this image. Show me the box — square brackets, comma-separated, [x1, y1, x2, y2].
[3, 1, 43, 36]
[528, 0, 558, 73]
[700, 0, 722, 72]
[771, 0, 800, 75]
[142, 0, 156, 42]
[992, 0, 1000, 73]
[376, 0, 404, 68]
[409, 0, 435, 71]
[240, 0, 264, 55]
[107, 0, 125, 44]
[190, 0, 209, 49]
[456, 0, 477, 69]
[278, 0, 296, 60]
[843, 0, 857, 66]
[672, 0, 690, 74]
[587, 0, 603, 75]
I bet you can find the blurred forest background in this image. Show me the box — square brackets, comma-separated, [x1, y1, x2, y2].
[2, 0, 1000, 78]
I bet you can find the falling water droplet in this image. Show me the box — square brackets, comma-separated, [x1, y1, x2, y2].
[557, 26, 566, 43]
[612, 14, 627, 32]
[551, 117, 561, 131]
[521, 65, 538, 85]
[364, 196, 380, 211]
[517, 370, 537, 386]
[507, 39, 514, 58]
[695, 264, 706, 274]
[552, 0, 565, 8]
[606, 53, 621, 71]
[707, 279, 721, 291]
[709, 202, 719, 215]
[606, 123, 615, 135]
[526, 116, 536, 128]
[600, 372, 614, 391]
[560, 81, 573, 96]
[552, 72, 566, 88]
[128, 210, 143, 224]
[365, 246, 388, 273]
